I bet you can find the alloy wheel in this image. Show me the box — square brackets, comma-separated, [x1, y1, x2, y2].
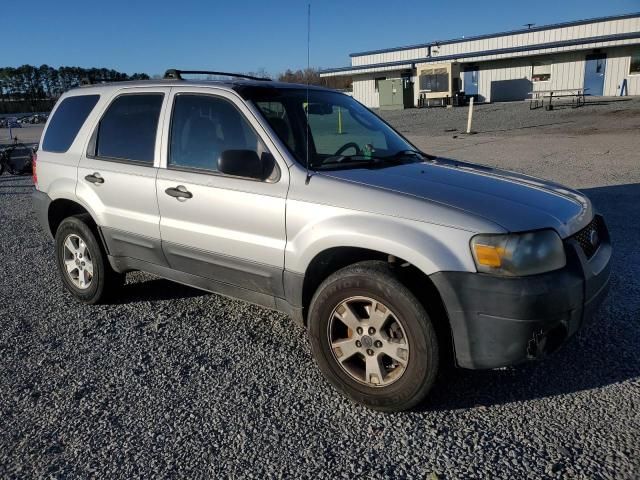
[327, 296, 410, 387]
[62, 234, 94, 289]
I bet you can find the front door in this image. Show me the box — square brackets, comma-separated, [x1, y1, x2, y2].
[464, 67, 479, 96]
[77, 88, 170, 266]
[156, 88, 288, 298]
[584, 54, 606, 96]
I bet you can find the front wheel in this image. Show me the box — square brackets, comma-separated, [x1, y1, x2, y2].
[308, 261, 439, 411]
[54, 214, 123, 304]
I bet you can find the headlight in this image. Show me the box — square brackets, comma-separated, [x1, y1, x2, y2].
[470, 229, 566, 276]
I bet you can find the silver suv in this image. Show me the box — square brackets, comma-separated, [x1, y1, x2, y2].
[32, 70, 611, 411]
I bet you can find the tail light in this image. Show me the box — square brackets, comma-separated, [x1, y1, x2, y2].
[32, 150, 38, 189]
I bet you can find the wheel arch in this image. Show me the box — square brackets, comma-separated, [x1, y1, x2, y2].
[298, 247, 456, 368]
[47, 198, 100, 238]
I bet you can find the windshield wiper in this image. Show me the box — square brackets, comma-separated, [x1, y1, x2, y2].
[389, 149, 435, 161]
[313, 151, 429, 170]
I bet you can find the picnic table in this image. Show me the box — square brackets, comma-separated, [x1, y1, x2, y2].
[528, 87, 588, 110]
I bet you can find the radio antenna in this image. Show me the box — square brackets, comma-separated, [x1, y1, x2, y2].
[305, 2, 312, 185]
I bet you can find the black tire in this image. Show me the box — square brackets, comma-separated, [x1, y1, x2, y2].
[54, 214, 123, 304]
[308, 261, 439, 412]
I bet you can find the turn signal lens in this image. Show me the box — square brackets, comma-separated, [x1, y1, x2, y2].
[473, 244, 502, 267]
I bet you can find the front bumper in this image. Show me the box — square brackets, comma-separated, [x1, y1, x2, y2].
[431, 216, 611, 369]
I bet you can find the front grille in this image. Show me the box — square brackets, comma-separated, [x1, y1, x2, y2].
[572, 216, 605, 259]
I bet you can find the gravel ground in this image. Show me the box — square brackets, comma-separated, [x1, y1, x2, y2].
[378, 96, 640, 137]
[1, 99, 639, 479]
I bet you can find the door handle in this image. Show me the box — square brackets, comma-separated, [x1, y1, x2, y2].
[85, 173, 104, 184]
[165, 185, 193, 199]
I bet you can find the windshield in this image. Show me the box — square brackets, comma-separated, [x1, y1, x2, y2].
[248, 88, 420, 170]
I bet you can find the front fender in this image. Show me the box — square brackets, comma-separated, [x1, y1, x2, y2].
[285, 200, 477, 275]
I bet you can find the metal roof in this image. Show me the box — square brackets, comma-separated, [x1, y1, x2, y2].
[321, 30, 640, 75]
[348, 11, 640, 58]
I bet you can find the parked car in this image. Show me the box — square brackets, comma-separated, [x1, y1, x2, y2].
[32, 71, 611, 411]
[0, 142, 36, 176]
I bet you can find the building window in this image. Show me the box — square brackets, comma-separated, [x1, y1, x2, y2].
[630, 52, 640, 75]
[532, 62, 551, 82]
[419, 68, 449, 92]
[374, 77, 386, 92]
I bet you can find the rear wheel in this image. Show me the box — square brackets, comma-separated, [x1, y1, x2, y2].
[54, 214, 123, 304]
[308, 261, 439, 411]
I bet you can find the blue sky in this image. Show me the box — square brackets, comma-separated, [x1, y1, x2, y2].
[3, 0, 638, 76]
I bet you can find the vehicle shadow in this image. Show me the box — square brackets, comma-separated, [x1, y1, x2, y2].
[108, 277, 208, 304]
[422, 182, 640, 410]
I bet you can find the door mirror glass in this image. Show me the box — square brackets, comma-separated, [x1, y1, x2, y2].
[218, 149, 270, 180]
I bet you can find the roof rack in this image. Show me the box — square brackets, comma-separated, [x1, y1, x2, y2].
[80, 77, 132, 86]
[164, 69, 271, 82]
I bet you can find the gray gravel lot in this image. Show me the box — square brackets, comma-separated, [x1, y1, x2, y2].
[1, 99, 639, 479]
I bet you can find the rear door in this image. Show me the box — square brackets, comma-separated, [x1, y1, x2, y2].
[156, 87, 289, 297]
[76, 87, 170, 266]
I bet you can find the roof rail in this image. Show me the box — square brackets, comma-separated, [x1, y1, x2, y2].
[79, 77, 134, 87]
[163, 69, 271, 82]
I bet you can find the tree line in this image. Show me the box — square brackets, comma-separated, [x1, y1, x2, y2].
[0, 65, 149, 113]
[277, 68, 352, 90]
[246, 67, 352, 90]
[0, 64, 351, 114]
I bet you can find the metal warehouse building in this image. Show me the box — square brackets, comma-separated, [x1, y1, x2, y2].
[320, 12, 640, 108]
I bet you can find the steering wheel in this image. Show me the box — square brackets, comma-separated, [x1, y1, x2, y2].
[334, 142, 361, 156]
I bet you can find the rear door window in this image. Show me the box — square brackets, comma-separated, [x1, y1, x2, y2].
[93, 94, 164, 164]
[42, 95, 100, 153]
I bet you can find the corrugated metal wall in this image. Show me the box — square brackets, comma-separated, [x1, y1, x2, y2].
[434, 16, 640, 57]
[353, 75, 380, 108]
[351, 47, 429, 67]
[604, 46, 640, 96]
[350, 16, 640, 66]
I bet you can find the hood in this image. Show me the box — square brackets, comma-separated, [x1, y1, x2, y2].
[322, 159, 592, 238]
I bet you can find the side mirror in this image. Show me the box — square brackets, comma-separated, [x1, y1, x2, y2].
[218, 149, 271, 180]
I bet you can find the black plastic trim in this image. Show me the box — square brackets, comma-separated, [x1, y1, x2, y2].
[108, 255, 279, 310]
[101, 227, 168, 267]
[32, 190, 53, 238]
[283, 270, 305, 307]
[162, 241, 285, 297]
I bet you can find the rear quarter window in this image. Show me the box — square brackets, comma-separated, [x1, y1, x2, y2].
[42, 95, 100, 153]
